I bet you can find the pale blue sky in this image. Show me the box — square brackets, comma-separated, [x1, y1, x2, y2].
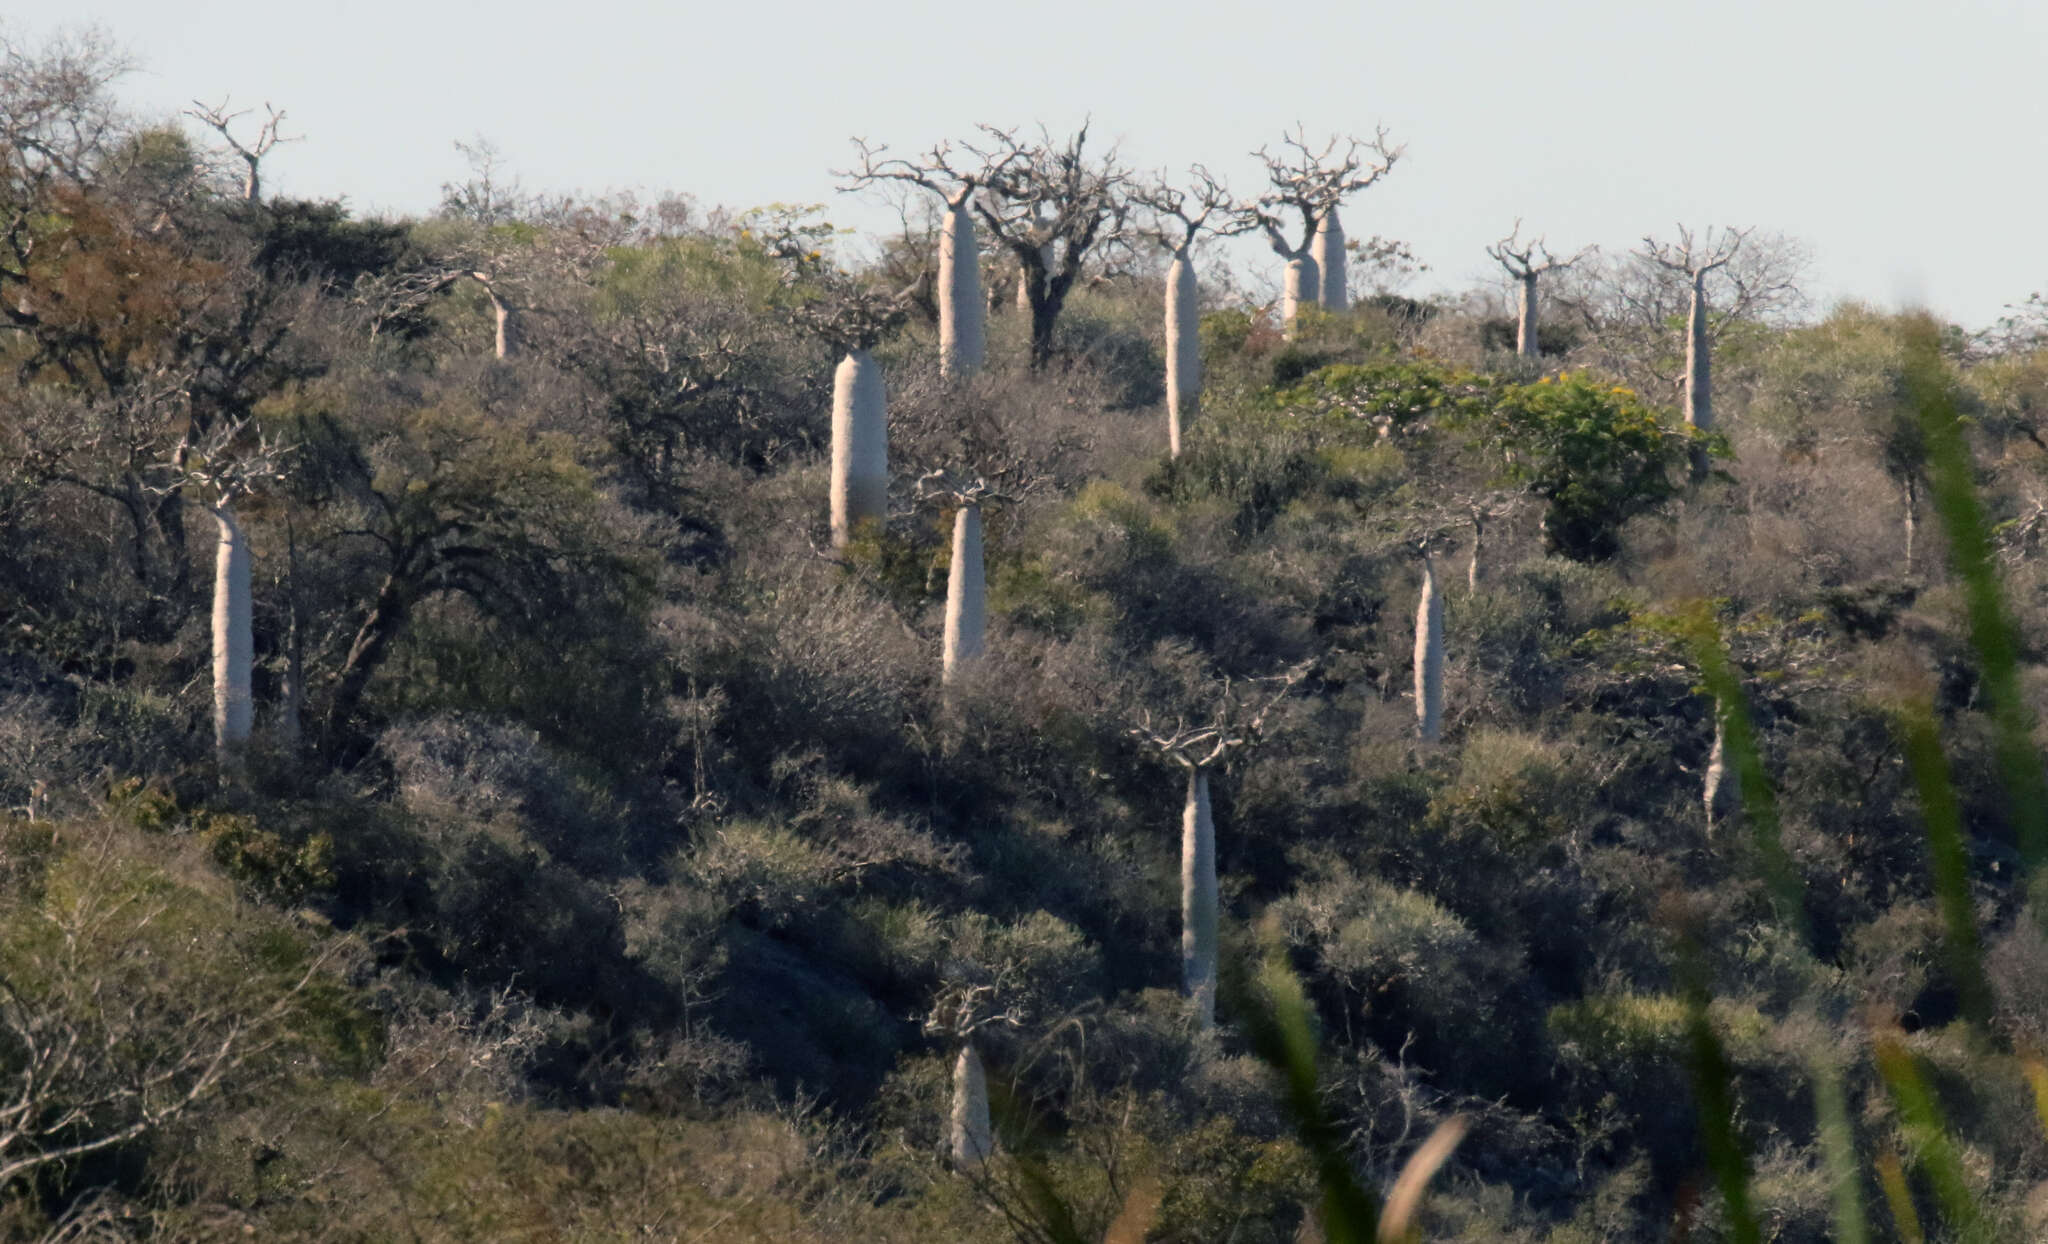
[22, 0, 2048, 328]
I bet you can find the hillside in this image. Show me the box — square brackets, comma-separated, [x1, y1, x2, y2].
[6, 33, 2048, 1243]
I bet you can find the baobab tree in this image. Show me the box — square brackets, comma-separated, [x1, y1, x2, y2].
[1643, 226, 1747, 475]
[923, 983, 1019, 1170]
[364, 263, 523, 360]
[915, 471, 996, 683]
[840, 138, 1015, 377]
[1414, 543, 1445, 743]
[849, 124, 1137, 370]
[1244, 126, 1402, 330]
[172, 418, 290, 770]
[183, 98, 294, 204]
[1130, 667, 1305, 1026]
[1133, 167, 1244, 456]
[1625, 225, 1806, 479]
[774, 240, 911, 547]
[975, 123, 1139, 370]
[1485, 221, 1592, 359]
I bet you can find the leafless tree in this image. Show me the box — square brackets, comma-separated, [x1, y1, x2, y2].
[843, 123, 1138, 370]
[183, 98, 296, 203]
[1560, 227, 1806, 470]
[922, 981, 1024, 1169]
[165, 416, 292, 768]
[1243, 126, 1402, 325]
[975, 123, 1138, 369]
[839, 136, 1017, 375]
[1129, 664, 1307, 1026]
[1132, 167, 1247, 454]
[1485, 220, 1593, 359]
[438, 134, 529, 226]
[1643, 225, 1749, 466]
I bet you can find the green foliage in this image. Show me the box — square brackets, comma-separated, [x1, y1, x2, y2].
[19, 58, 2048, 1240]
[1481, 372, 1703, 561]
[1263, 359, 1494, 430]
[201, 812, 336, 904]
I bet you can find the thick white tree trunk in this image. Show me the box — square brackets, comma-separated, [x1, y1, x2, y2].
[1515, 274, 1539, 357]
[1281, 256, 1319, 339]
[1414, 554, 1443, 743]
[1467, 515, 1484, 592]
[488, 289, 517, 360]
[939, 196, 985, 377]
[1312, 209, 1347, 311]
[1903, 477, 1918, 575]
[1684, 270, 1712, 477]
[950, 1042, 993, 1169]
[830, 350, 888, 547]
[1164, 252, 1200, 457]
[1703, 711, 1738, 833]
[941, 503, 986, 684]
[212, 503, 253, 764]
[1182, 767, 1218, 1027]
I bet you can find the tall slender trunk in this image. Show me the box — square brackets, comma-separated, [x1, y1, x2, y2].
[1703, 709, 1738, 834]
[939, 196, 984, 377]
[1684, 270, 1713, 479]
[941, 503, 985, 684]
[1183, 766, 1218, 1027]
[487, 288, 517, 360]
[1281, 256, 1319, 340]
[1165, 251, 1200, 457]
[1467, 513, 1484, 592]
[1414, 554, 1443, 743]
[1311, 209, 1347, 311]
[212, 503, 253, 766]
[1903, 476, 1918, 576]
[1516, 274, 1540, 358]
[830, 350, 888, 547]
[950, 1042, 993, 1169]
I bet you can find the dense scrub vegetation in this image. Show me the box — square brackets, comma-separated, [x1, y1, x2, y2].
[9, 30, 2048, 1243]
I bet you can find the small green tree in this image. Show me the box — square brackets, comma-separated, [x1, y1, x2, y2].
[1483, 373, 1702, 562]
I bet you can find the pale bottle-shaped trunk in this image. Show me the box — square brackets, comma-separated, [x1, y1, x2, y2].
[1183, 767, 1218, 1027]
[1281, 257, 1319, 339]
[1414, 555, 1443, 743]
[1515, 274, 1540, 358]
[1467, 514, 1484, 593]
[1702, 710, 1739, 833]
[950, 1042, 993, 1169]
[941, 503, 986, 684]
[213, 503, 253, 764]
[1684, 270, 1713, 478]
[830, 350, 888, 547]
[1311, 208, 1347, 311]
[1164, 251, 1200, 457]
[1903, 476, 1918, 576]
[489, 289, 517, 360]
[939, 196, 985, 377]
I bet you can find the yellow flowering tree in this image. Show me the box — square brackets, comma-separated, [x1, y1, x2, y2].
[1483, 372, 1709, 561]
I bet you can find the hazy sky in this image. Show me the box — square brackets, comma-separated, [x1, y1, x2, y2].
[24, 0, 2048, 329]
